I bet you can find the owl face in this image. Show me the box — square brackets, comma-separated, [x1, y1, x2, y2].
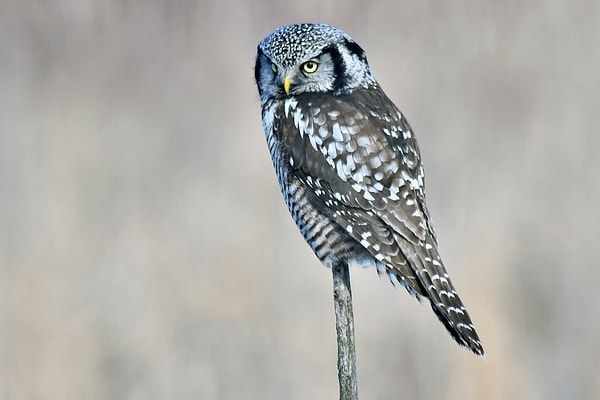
[255, 24, 375, 104]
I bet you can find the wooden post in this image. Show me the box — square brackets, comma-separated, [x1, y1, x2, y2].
[332, 262, 358, 400]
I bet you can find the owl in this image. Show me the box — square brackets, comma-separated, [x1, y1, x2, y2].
[254, 23, 483, 356]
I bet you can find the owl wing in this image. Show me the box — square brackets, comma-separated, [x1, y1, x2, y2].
[279, 87, 483, 353]
[280, 87, 434, 269]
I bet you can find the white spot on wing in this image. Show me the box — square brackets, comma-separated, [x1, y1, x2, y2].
[332, 123, 343, 141]
[363, 190, 375, 201]
[328, 110, 340, 119]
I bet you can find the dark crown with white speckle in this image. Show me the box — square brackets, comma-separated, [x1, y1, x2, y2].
[259, 24, 354, 68]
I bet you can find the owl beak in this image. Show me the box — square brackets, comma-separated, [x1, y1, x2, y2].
[283, 75, 292, 95]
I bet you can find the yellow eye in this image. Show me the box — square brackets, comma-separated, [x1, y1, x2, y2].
[302, 60, 319, 74]
[271, 63, 278, 73]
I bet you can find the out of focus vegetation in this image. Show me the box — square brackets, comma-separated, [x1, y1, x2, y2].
[1, 1, 598, 399]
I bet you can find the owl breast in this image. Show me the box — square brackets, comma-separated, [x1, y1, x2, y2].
[263, 99, 373, 268]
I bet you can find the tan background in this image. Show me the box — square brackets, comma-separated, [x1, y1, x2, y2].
[1, 1, 599, 399]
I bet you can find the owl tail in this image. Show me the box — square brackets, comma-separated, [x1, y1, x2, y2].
[428, 288, 484, 356]
[412, 243, 485, 356]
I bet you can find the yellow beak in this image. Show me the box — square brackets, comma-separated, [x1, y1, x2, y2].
[283, 76, 291, 95]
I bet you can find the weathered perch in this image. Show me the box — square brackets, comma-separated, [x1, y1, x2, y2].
[332, 263, 358, 400]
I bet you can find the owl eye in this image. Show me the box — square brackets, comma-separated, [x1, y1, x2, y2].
[301, 60, 319, 74]
[271, 63, 278, 73]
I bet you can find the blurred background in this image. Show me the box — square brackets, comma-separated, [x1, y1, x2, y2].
[1, 1, 599, 399]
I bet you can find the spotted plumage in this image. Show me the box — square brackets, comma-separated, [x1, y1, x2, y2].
[255, 23, 484, 356]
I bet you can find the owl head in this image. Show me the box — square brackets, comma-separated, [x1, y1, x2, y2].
[255, 24, 375, 104]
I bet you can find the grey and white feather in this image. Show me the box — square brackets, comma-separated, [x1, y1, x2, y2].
[255, 23, 484, 356]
